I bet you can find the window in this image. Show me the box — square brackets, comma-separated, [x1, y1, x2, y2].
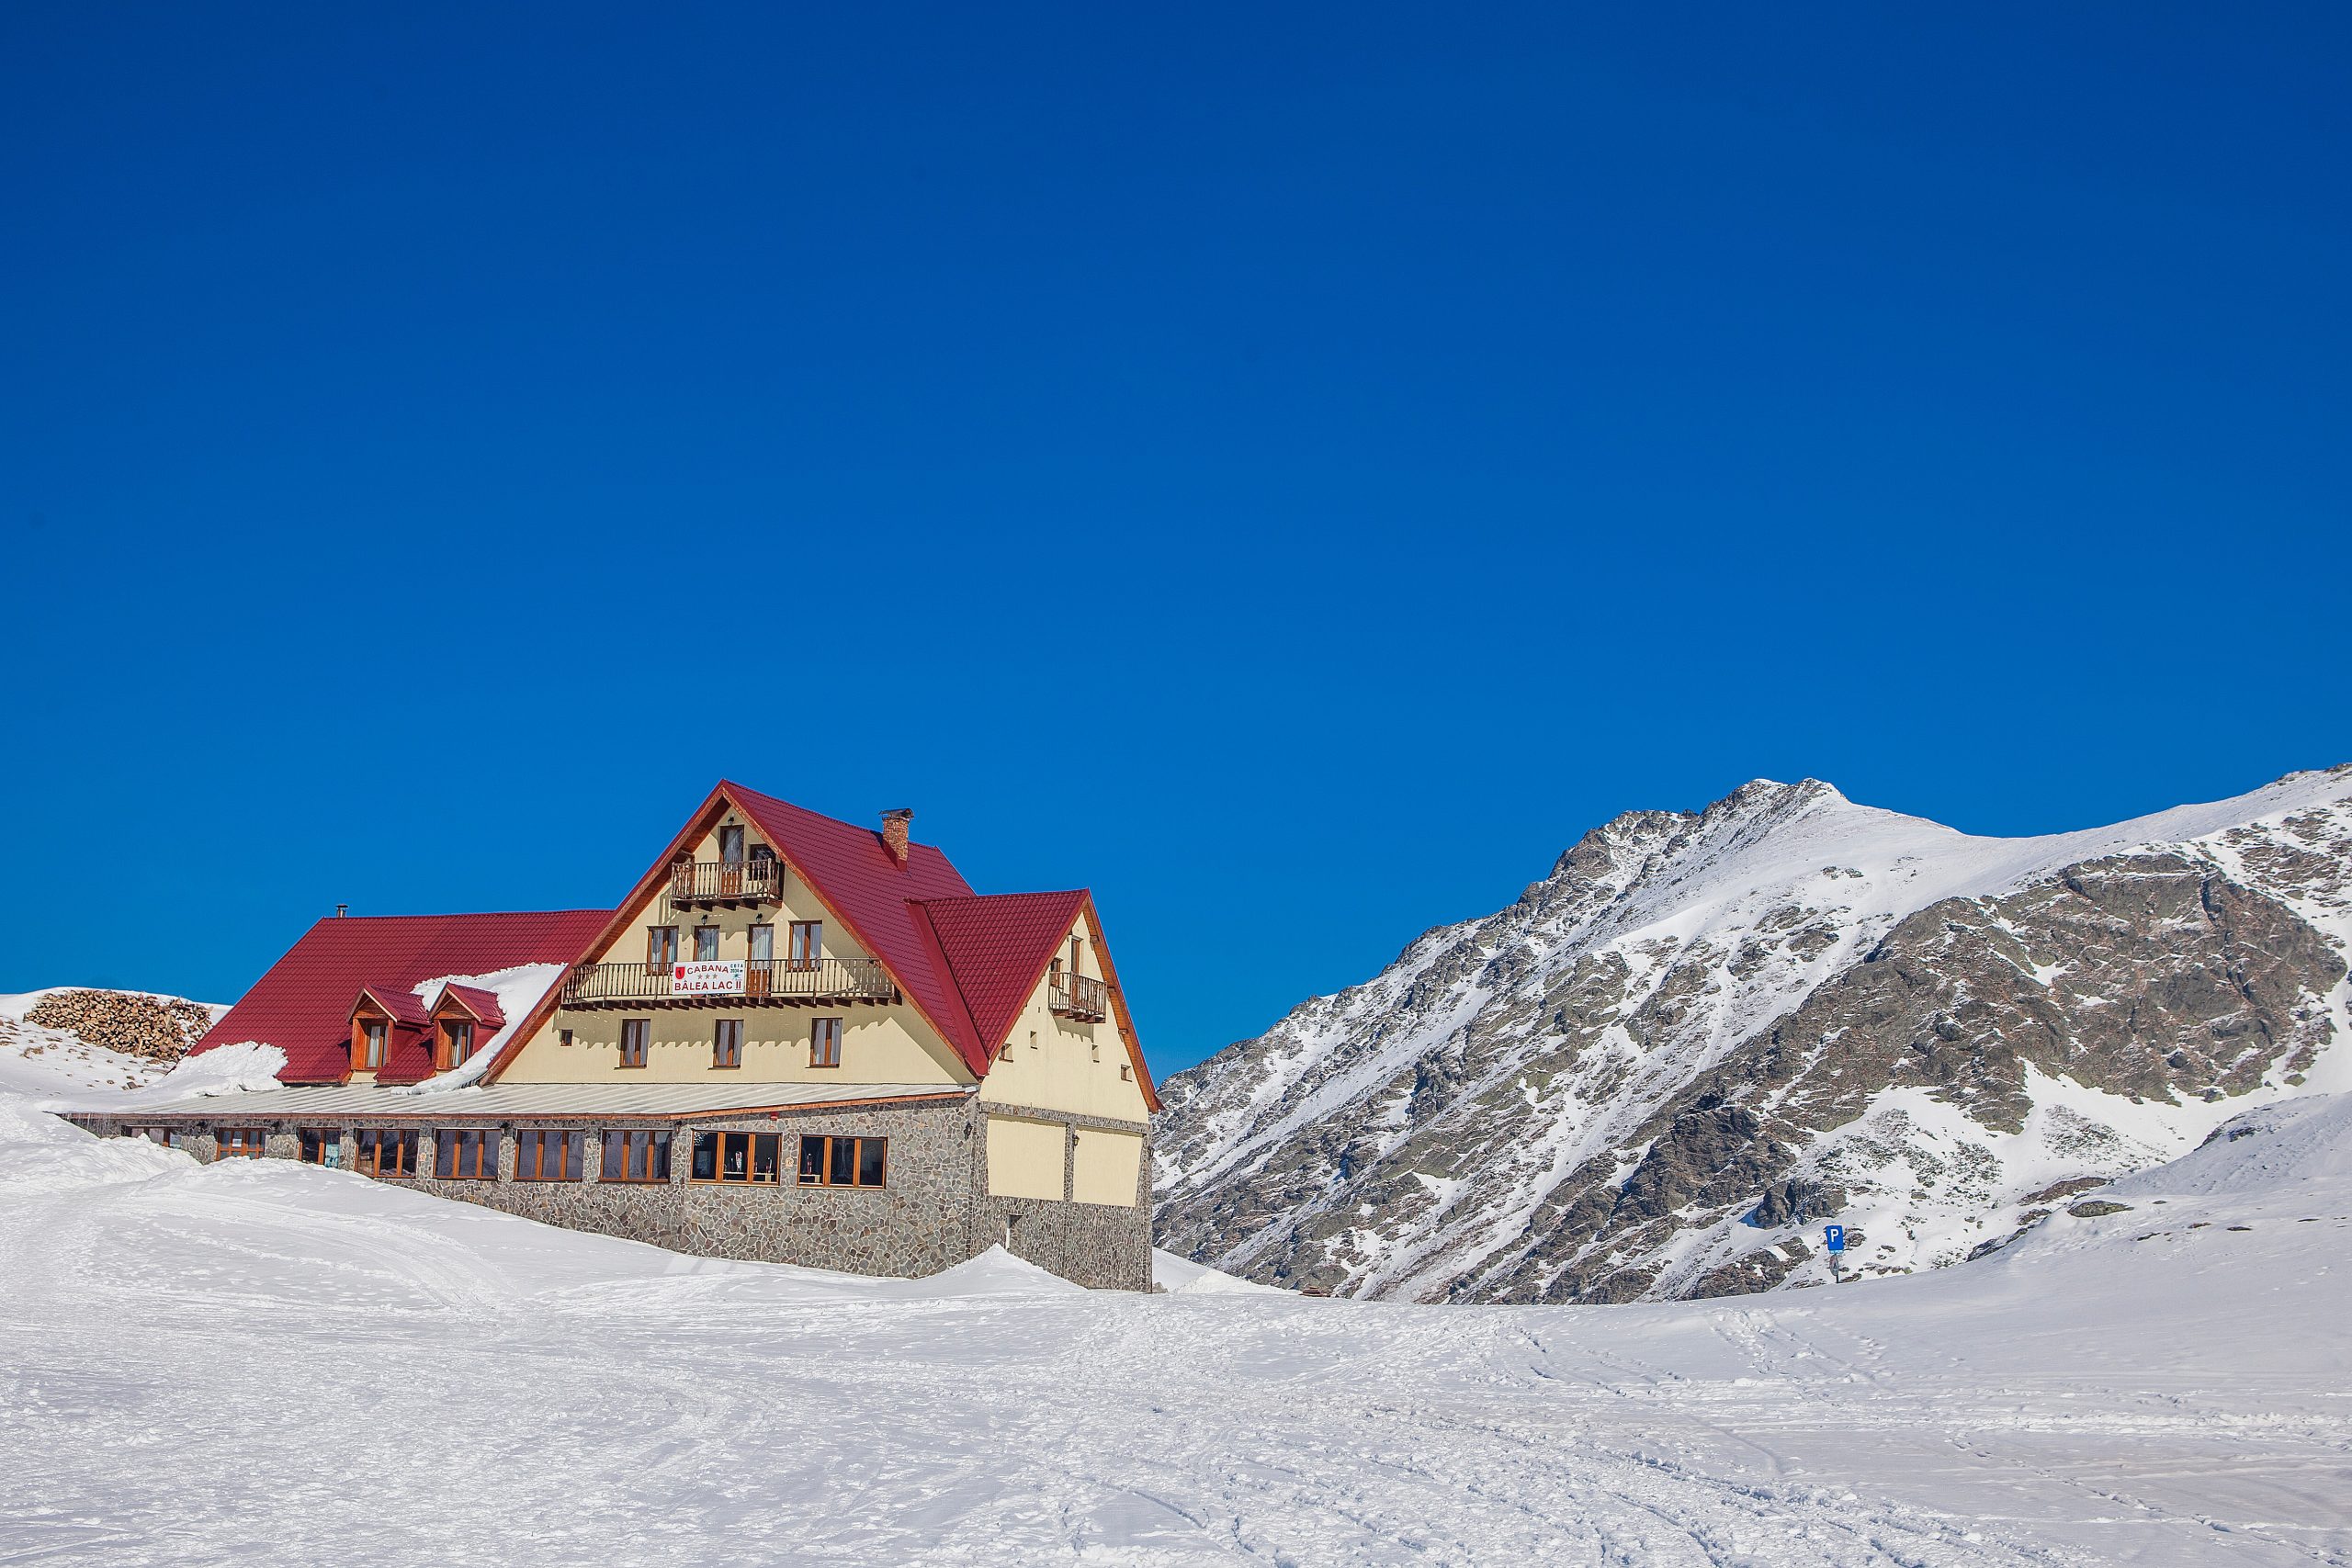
[1070, 935, 1083, 975]
[515, 1129, 585, 1182]
[298, 1128, 342, 1167]
[126, 1124, 178, 1148]
[713, 1018, 743, 1069]
[357, 1017, 387, 1070]
[689, 1131, 779, 1185]
[559, 1028, 574, 1048]
[797, 1134, 886, 1189]
[647, 926, 679, 969]
[787, 921, 821, 968]
[718, 824, 745, 865]
[748, 923, 775, 962]
[602, 1129, 672, 1183]
[355, 1129, 417, 1178]
[216, 1128, 268, 1160]
[695, 925, 720, 961]
[809, 1016, 842, 1069]
[437, 1128, 498, 1180]
[620, 1018, 650, 1068]
[437, 1018, 475, 1071]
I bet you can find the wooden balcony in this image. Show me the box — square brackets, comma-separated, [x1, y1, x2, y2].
[560, 957, 896, 1010]
[1049, 971, 1109, 1023]
[668, 857, 782, 908]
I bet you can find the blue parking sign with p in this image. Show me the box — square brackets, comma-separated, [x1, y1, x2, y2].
[1824, 1224, 1845, 1253]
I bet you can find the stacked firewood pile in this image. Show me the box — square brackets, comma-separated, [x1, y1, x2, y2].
[21, 989, 215, 1063]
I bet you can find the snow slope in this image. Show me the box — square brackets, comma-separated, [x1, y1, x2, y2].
[0, 988, 227, 1098]
[4, 1077, 2347, 1563]
[1156, 767, 2352, 1303]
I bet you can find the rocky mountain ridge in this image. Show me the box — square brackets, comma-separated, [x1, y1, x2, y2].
[1152, 767, 2352, 1302]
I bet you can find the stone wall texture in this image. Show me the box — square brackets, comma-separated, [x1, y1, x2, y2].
[67, 1096, 1153, 1292]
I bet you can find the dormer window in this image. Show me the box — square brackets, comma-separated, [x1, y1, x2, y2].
[437, 1018, 475, 1071]
[356, 1016, 387, 1071]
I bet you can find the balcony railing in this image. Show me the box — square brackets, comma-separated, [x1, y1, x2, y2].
[560, 957, 895, 1008]
[668, 857, 783, 907]
[1049, 971, 1109, 1022]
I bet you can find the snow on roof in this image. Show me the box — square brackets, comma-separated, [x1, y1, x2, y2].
[193, 912, 609, 1084]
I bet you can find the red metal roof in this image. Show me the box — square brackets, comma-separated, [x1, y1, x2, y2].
[914, 891, 1088, 1056]
[194, 910, 608, 1084]
[353, 983, 431, 1028]
[722, 783, 996, 1076]
[432, 983, 506, 1029]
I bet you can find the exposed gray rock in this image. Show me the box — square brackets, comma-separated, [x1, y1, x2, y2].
[1156, 767, 2352, 1303]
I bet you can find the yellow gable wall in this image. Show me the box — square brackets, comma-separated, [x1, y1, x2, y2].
[499, 1004, 967, 1085]
[500, 807, 972, 1087]
[976, 910, 1153, 1123]
[584, 812, 876, 968]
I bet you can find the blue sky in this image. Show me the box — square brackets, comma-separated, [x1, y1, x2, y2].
[6, 6, 2346, 1074]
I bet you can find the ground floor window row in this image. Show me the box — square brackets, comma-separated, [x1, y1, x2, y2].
[119, 1124, 885, 1190]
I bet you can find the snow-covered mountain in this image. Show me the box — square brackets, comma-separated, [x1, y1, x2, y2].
[1154, 766, 2352, 1302]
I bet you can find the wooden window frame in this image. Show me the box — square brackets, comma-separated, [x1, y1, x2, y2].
[353, 1012, 389, 1072]
[619, 1017, 650, 1069]
[713, 1017, 743, 1069]
[435, 1017, 476, 1073]
[808, 1016, 842, 1069]
[436, 1127, 499, 1180]
[647, 925, 680, 969]
[797, 1134, 887, 1190]
[694, 924, 720, 962]
[787, 920, 821, 969]
[297, 1127, 342, 1166]
[514, 1128, 585, 1182]
[718, 824, 745, 865]
[600, 1128, 673, 1184]
[216, 1127, 268, 1160]
[355, 1128, 417, 1179]
[688, 1130, 781, 1186]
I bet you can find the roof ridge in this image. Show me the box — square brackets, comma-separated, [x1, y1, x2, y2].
[309, 908, 612, 923]
[721, 780, 944, 855]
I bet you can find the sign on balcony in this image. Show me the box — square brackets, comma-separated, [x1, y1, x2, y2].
[672, 960, 746, 997]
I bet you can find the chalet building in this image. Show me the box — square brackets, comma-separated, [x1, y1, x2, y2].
[72, 784, 1158, 1290]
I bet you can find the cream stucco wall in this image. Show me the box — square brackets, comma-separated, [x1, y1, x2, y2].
[1071, 1126, 1143, 1207]
[503, 1005, 968, 1085]
[975, 911, 1152, 1123]
[986, 1114, 1067, 1201]
[501, 809, 972, 1087]
[584, 813, 875, 968]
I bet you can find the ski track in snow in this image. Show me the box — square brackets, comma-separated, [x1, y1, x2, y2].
[6, 1083, 2350, 1565]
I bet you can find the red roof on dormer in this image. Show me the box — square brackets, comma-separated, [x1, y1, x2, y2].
[193, 910, 607, 1084]
[352, 983, 431, 1028]
[431, 982, 506, 1029]
[914, 890, 1088, 1055]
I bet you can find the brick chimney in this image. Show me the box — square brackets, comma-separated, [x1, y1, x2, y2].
[880, 808, 913, 865]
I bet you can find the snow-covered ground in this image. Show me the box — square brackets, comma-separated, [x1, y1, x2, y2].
[0, 988, 223, 1097]
[4, 1069, 2347, 1563]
